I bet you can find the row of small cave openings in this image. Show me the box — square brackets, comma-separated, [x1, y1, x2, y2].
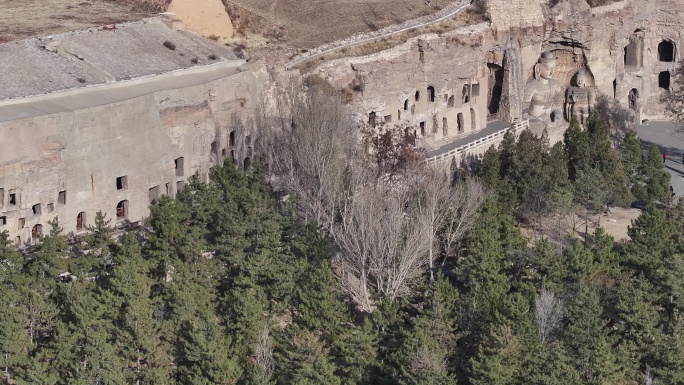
[224, 132, 253, 171]
[368, 84, 480, 128]
[2, 136, 254, 247]
[415, 109, 478, 137]
[369, 108, 477, 139]
[624, 30, 677, 67]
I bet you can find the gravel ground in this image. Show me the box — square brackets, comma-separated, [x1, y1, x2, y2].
[0, 0, 153, 42]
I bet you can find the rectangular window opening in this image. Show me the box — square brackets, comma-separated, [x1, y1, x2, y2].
[18, 218, 25, 229]
[116, 176, 128, 190]
[0, 216, 6, 226]
[149, 185, 160, 204]
[58, 191, 66, 205]
[176, 181, 185, 196]
[9, 193, 17, 206]
[175, 157, 184, 177]
[32, 204, 41, 215]
[471, 83, 480, 97]
[166, 182, 173, 196]
[47, 203, 54, 213]
[76, 212, 85, 231]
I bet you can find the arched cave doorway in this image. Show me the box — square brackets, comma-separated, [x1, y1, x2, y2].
[427, 86, 436, 102]
[624, 29, 645, 67]
[487, 63, 504, 116]
[658, 40, 676, 62]
[31, 224, 43, 239]
[443, 117, 448, 136]
[457, 113, 464, 133]
[659, 71, 671, 90]
[628, 88, 638, 111]
[368, 111, 377, 128]
[76, 212, 85, 231]
[462, 85, 470, 103]
[116, 200, 128, 220]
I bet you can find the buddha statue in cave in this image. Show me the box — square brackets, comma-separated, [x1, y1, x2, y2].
[565, 67, 596, 125]
[524, 51, 563, 120]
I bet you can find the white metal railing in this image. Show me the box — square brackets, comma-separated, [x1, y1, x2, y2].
[425, 119, 529, 165]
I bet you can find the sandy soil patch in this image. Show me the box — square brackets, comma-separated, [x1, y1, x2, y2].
[169, 0, 234, 38]
[522, 206, 642, 245]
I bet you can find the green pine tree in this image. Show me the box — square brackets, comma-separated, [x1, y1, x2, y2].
[643, 143, 671, 203]
[470, 324, 522, 385]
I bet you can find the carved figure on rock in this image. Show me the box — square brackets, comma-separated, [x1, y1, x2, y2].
[524, 51, 563, 120]
[565, 68, 596, 124]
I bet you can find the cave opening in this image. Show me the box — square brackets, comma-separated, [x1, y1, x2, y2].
[658, 40, 675, 62]
[659, 71, 671, 90]
[487, 63, 504, 116]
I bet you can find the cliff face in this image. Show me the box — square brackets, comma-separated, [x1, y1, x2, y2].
[310, 0, 684, 141]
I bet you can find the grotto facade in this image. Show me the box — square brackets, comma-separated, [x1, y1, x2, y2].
[310, 0, 683, 150]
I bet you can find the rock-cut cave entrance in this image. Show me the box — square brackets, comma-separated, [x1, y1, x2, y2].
[658, 40, 676, 62]
[624, 29, 644, 68]
[628, 88, 638, 111]
[487, 63, 504, 117]
[659, 71, 671, 90]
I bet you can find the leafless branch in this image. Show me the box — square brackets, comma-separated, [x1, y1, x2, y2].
[534, 286, 563, 344]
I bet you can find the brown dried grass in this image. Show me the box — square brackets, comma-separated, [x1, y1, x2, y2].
[114, 0, 172, 12]
[0, 0, 154, 42]
[222, 0, 455, 48]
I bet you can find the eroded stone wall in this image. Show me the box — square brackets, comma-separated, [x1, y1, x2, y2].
[311, 0, 684, 143]
[0, 62, 264, 246]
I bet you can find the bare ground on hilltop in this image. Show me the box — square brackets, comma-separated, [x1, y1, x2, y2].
[0, 0, 154, 43]
[521, 206, 642, 246]
[224, 0, 454, 49]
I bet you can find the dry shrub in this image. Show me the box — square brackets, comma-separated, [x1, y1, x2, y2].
[163, 40, 176, 50]
[114, 0, 172, 12]
[304, 75, 354, 104]
[585, 0, 620, 7]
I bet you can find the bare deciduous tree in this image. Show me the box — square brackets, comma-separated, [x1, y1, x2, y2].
[534, 287, 563, 344]
[594, 93, 634, 146]
[411, 168, 453, 283]
[440, 177, 486, 267]
[261, 79, 358, 230]
[333, 180, 431, 312]
[255, 325, 274, 376]
[644, 367, 659, 385]
[260, 79, 485, 311]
